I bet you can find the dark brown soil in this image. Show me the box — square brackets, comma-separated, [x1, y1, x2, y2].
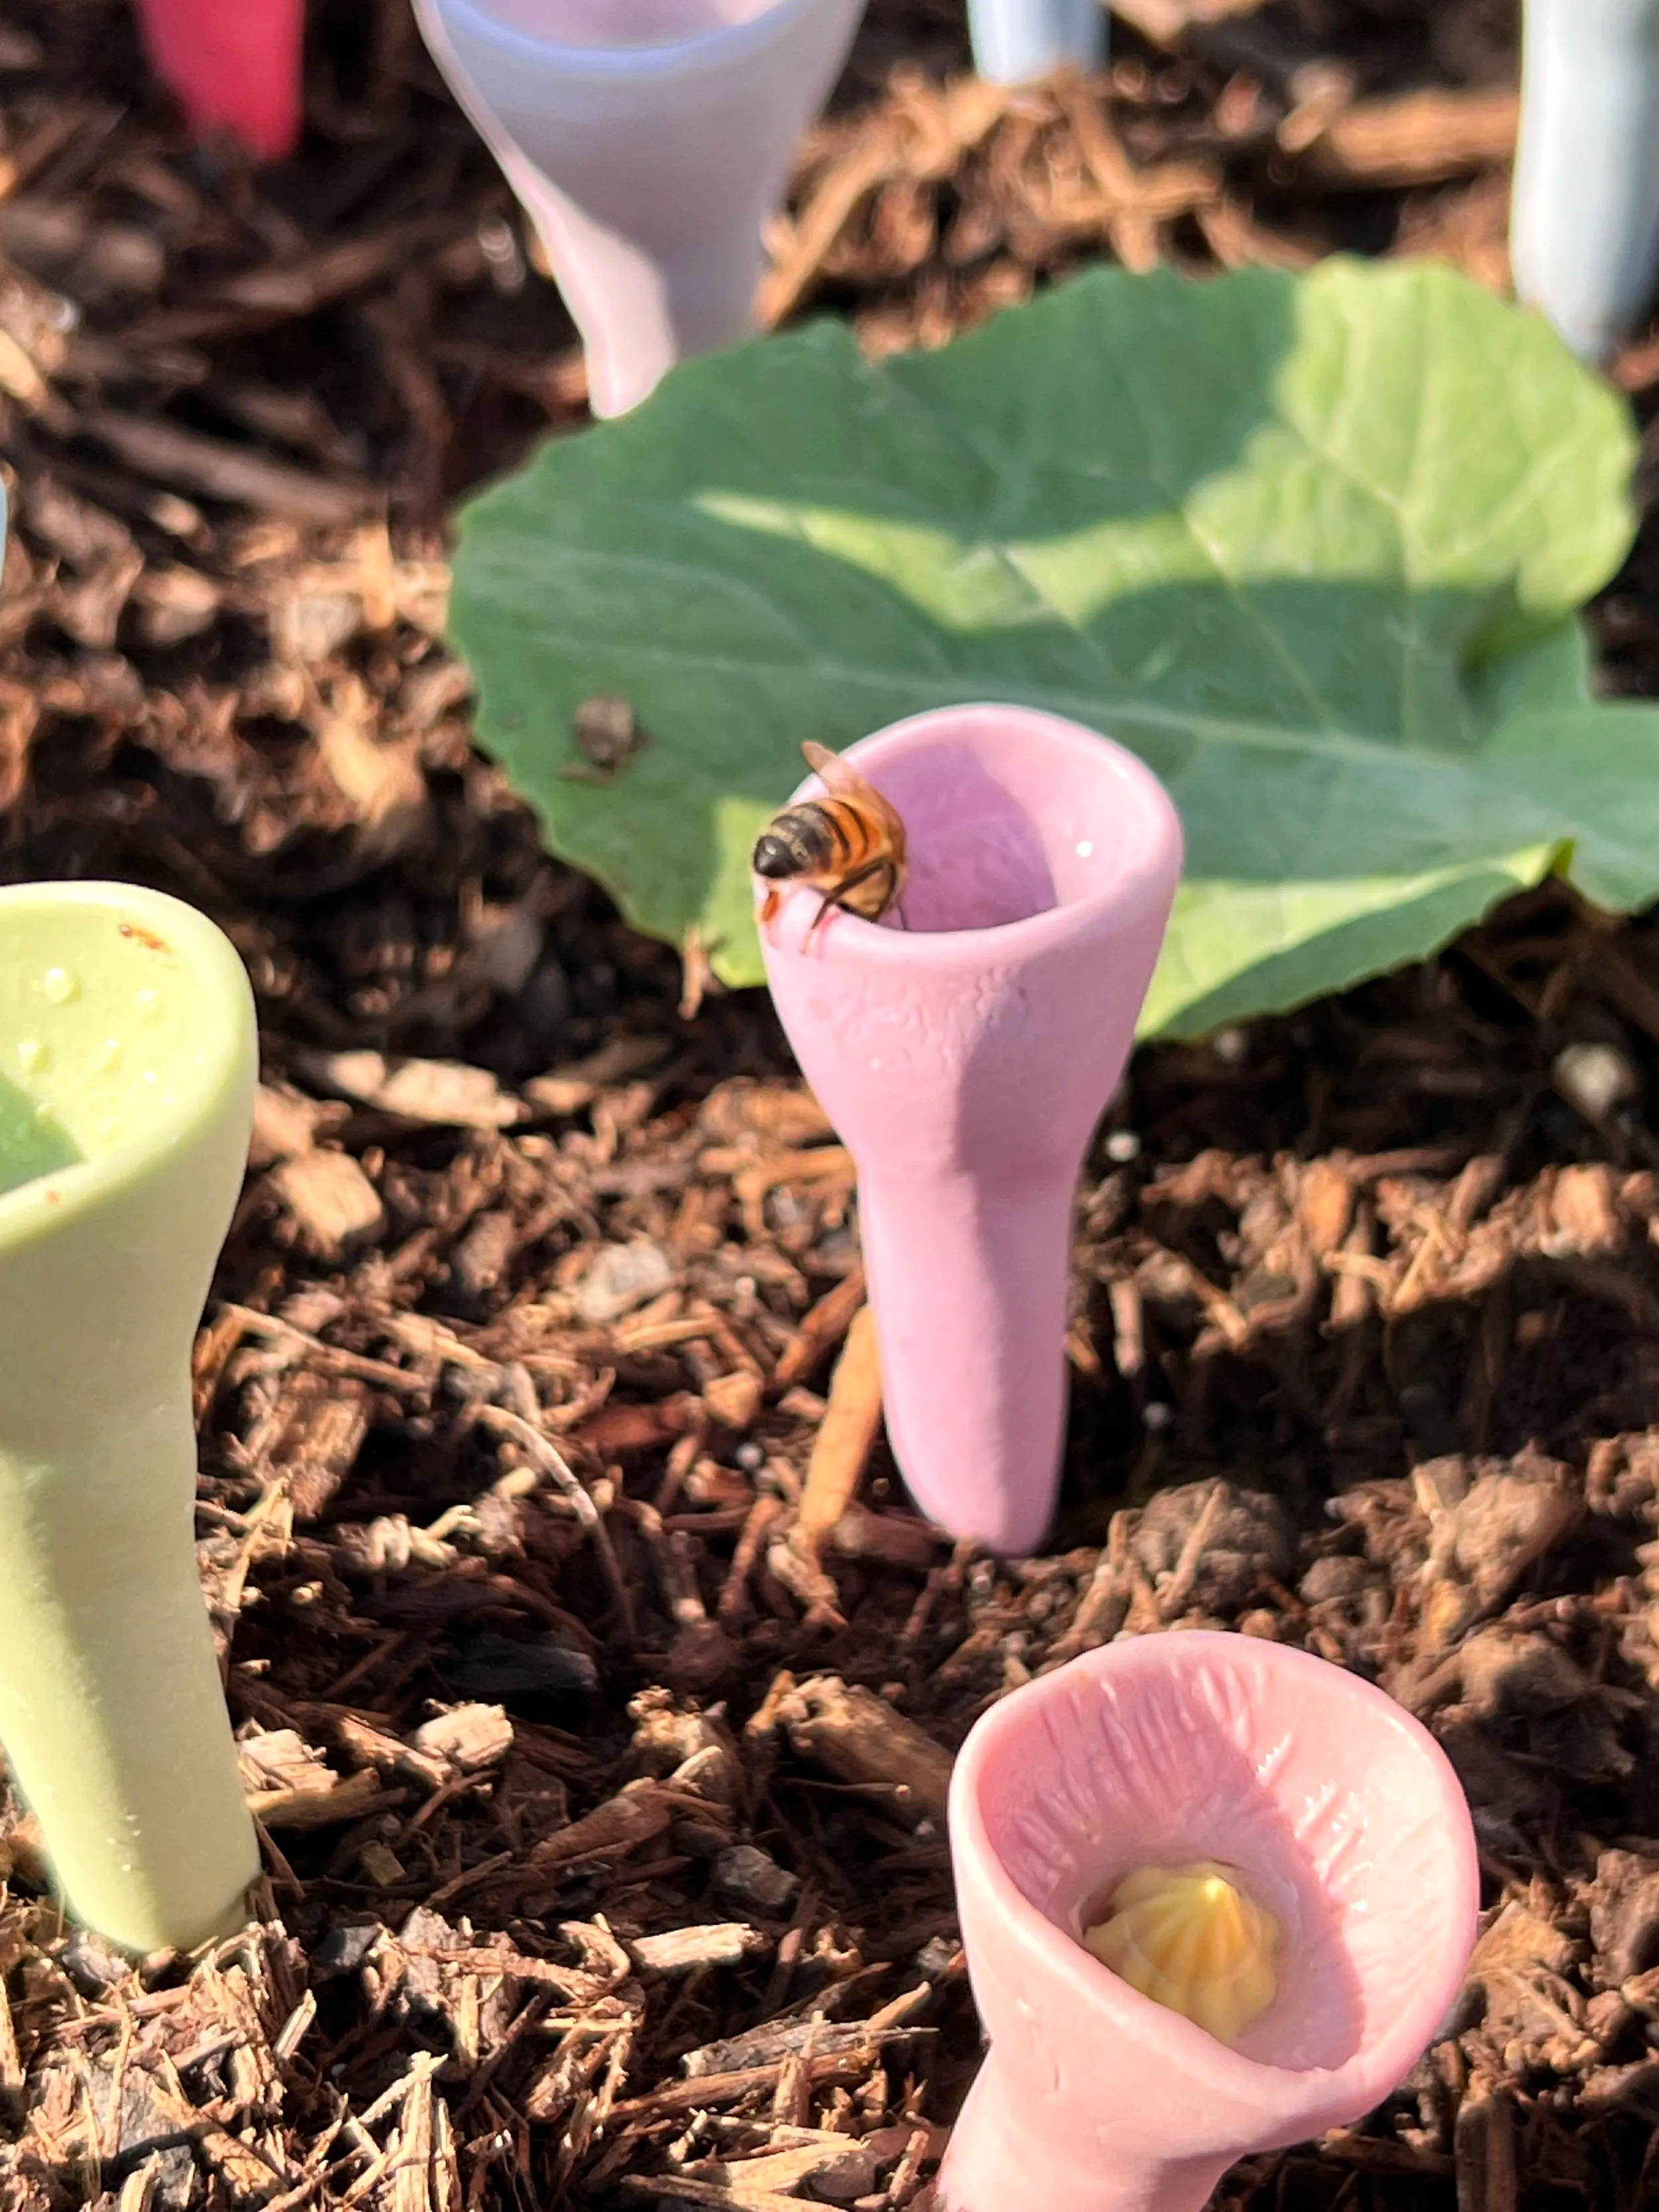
[3, 3, 1659, 2209]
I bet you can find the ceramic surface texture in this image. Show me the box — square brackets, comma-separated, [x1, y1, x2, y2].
[757, 703, 1181, 1554]
[941, 1633, 1480, 2212]
[0, 883, 259, 1951]
[1511, 0, 1659, 359]
[412, 0, 865, 415]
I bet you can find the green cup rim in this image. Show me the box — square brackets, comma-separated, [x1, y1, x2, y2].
[0, 881, 255, 1252]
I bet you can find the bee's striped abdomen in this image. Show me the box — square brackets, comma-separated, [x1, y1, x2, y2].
[816, 800, 881, 869]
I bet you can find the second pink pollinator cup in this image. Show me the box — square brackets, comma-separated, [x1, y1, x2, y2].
[942, 1633, 1480, 2212]
[758, 704, 1183, 1555]
[411, 0, 865, 417]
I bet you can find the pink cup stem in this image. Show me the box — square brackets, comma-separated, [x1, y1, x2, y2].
[946, 2063, 1226, 2212]
[131, 0, 304, 161]
[758, 704, 1182, 1554]
[942, 1634, 1479, 2212]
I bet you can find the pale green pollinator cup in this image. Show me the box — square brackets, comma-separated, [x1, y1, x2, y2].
[0, 879, 259, 1951]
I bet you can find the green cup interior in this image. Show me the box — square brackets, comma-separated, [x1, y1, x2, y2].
[0, 889, 246, 1203]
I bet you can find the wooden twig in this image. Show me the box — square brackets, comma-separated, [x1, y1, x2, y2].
[1305, 86, 1518, 189]
[774, 1267, 867, 1390]
[1156, 1482, 1229, 1621]
[798, 1305, 883, 1543]
[474, 1399, 637, 1638]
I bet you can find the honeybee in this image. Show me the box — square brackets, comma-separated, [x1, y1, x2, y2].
[753, 741, 908, 938]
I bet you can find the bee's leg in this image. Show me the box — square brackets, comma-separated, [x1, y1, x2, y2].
[849, 859, 907, 929]
[816, 861, 890, 936]
[874, 861, 908, 928]
[805, 887, 845, 941]
[758, 886, 782, 940]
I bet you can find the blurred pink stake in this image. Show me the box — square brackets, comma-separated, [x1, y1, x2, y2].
[758, 705, 1181, 1554]
[132, 0, 304, 161]
[411, 0, 865, 417]
[943, 1632, 1480, 2212]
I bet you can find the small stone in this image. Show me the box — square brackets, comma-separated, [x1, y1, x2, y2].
[915, 1935, 960, 1980]
[577, 1237, 676, 1324]
[313, 1920, 384, 1979]
[87, 2059, 197, 2211]
[1553, 1041, 1638, 1124]
[713, 1844, 800, 1914]
[60, 1927, 128, 1996]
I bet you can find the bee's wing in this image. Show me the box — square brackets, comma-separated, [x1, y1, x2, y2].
[800, 742, 907, 861]
[801, 739, 875, 801]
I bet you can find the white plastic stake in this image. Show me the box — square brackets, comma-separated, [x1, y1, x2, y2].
[968, 0, 1105, 85]
[1512, 0, 1659, 361]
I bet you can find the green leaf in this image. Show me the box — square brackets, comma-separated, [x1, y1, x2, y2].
[449, 257, 1658, 1037]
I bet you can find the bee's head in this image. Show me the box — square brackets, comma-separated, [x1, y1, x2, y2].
[752, 834, 796, 879]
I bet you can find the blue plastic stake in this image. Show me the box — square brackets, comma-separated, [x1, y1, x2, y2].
[1511, 0, 1659, 361]
[967, 0, 1105, 85]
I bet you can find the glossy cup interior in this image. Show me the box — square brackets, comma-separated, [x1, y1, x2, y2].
[782, 703, 1182, 938]
[964, 1635, 1476, 2075]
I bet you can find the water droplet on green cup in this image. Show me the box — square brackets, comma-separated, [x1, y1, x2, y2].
[17, 1040, 46, 1075]
[42, 968, 77, 1005]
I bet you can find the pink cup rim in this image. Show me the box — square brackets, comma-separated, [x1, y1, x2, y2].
[434, 0, 823, 77]
[757, 702, 1184, 972]
[950, 1631, 1479, 2118]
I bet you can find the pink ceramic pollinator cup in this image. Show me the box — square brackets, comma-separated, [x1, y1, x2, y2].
[132, 0, 305, 162]
[411, 0, 865, 418]
[758, 704, 1183, 1555]
[941, 1631, 1480, 2212]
